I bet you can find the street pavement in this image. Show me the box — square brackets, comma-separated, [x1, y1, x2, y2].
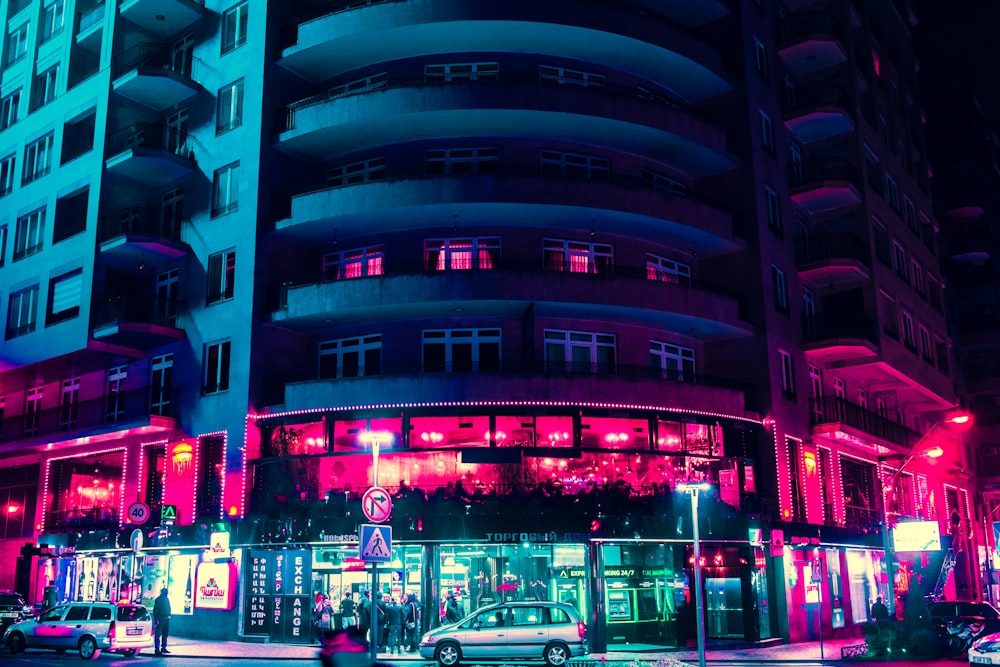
[145, 635, 881, 663]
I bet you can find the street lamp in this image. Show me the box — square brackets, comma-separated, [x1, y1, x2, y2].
[880, 413, 972, 618]
[677, 482, 711, 667]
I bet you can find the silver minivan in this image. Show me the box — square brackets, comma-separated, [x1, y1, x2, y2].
[3, 602, 153, 659]
[419, 601, 587, 666]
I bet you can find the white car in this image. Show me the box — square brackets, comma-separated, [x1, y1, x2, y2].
[970, 632, 1000, 664]
[3, 602, 153, 659]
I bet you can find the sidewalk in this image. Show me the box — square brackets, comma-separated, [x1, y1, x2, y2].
[148, 635, 867, 663]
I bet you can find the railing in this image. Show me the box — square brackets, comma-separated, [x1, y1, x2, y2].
[78, 4, 106, 32]
[790, 157, 860, 189]
[782, 82, 853, 116]
[105, 122, 194, 159]
[92, 295, 182, 328]
[0, 388, 178, 443]
[274, 259, 749, 320]
[112, 42, 202, 81]
[99, 207, 183, 243]
[809, 396, 920, 448]
[795, 232, 870, 267]
[802, 313, 878, 346]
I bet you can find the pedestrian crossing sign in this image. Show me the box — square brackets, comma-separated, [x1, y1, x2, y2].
[359, 524, 392, 563]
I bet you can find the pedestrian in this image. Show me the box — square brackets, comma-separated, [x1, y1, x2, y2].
[871, 597, 889, 622]
[358, 591, 372, 640]
[153, 587, 171, 656]
[314, 594, 333, 642]
[403, 593, 420, 652]
[444, 591, 461, 623]
[386, 599, 403, 655]
[340, 592, 357, 629]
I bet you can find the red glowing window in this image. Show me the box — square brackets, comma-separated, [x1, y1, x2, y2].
[872, 48, 881, 78]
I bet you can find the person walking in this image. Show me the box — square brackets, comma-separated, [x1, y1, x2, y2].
[314, 594, 334, 642]
[403, 593, 420, 652]
[358, 591, 372, 641]
[153, 587, 171, 656]
[444, 591, 461, 624]
[385, 599, 403, 655]
[340, 592, 357, 629]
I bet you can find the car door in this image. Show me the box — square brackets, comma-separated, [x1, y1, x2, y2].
[506, 606, 547, 659]
[30, 605, 68, 649]
[460, 607, 508, 660]
[57, 605, 94, 650]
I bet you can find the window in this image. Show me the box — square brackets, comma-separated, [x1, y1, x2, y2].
[150, 354, 173, 416]
[322, 245, 384, 280]
[544, 238, 613, 274]
[204, 340, 231, 394]
[211, 162, 238, 217]
[544, 329, 616, 374]
[901, 310, 915, 350]
[40, 0, 65, 43]
[539, 150, 609, 179]
[161, 187, 184, 238]
[646, 253, 691, 284]
[903, 197, 918, 232]
[772, 265, 788, 312]
[23, 133, 54, 184]
[46, 268, 82, 324]
[779, 349, 795, 399]
[885, 173, 900, 212]
[878, 115, 890, 145]
[538, 64, 605, 87]
[106, 366, 127, 422]
[425, 62, 499, 81]
[0, 224, 6, 266]
[911, 259, 925, 296]
[59, 377, 78, 430]
[61, 110, 95, 164]
[765, 187, 782, 234]
[892, 241, 908, 282]
[935, 337, 950, 374]
[919, 325, 933, 362]
[425, 147, 498, 175]
[760, 109, 775, 154]
[650, 341, 695, 381]
[327, 156, 386, 187]
[14, 208, 45, 260]
[423, 329, 501, 373]
[216, 79, 244, 134]
[5, 24, 28, 67]
[0, 89, 19, 130]
[329, 72, 388, 99]
[6, 284, 38, 339]
[0, 153, 14, 197]
[31, 66, 59, 110]
[881, 291, 899, 340]
[833, 377, 846, 399]
[319, 334, 382, 379]
[425, 237, 499, 270]
[641, 168, 687, 195]
[753, 36, 769, 80]
[207, 249, 236, 304]
[23, 386, 42, 437]
[221, 2, 248, 53]
[53, 188, 88, 243]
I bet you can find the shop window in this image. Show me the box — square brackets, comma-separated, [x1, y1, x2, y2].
[266, 421, 326, 457]
[0, 463, 38, 539]
[580, 416, 649, 450]
[655, 421, 722, 456]
[332, 417, 402, 453]
[409, 415, 490, 449]
[195, 436, 225, 518]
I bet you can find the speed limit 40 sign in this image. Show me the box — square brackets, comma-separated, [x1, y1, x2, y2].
[127, 501, 151, 525]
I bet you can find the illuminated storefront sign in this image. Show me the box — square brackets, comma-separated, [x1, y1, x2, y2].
[195, 561, 237, 610]
[892, 520, 941, 552]
[205, 531, 230, 562]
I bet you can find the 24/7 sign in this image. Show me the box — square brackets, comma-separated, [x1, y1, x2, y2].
[361, 486, 392, 523]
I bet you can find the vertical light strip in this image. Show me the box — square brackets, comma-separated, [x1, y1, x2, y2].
[196, 431, 228, 521]
[192, 438, 201, 521]
[833, 450, 845, 525]
[39, 458, 53, 533]
[117, 449, 128, 528]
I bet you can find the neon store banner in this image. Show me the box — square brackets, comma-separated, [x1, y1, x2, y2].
[195, 561, 237, 610]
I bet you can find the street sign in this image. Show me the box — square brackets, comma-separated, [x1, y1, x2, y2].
[130, 529, 144, 554]
[127, 501, 151, 525]
[161, 505, 177, 523]
[362, 486, 393, 523]
[359, 524, 392, 562]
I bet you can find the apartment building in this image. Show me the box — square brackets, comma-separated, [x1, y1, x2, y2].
[0, 0, 976, 647]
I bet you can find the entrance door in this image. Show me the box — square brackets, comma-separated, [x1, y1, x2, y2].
[704, 578, 743, 638]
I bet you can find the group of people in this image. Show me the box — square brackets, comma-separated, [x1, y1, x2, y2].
[314, 590, 421, 655]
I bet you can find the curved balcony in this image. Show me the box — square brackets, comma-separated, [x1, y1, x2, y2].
[272, 262, 753, 340]
[795, 232, 870, 288]
[105, 123, 195, 187]
[112, 43, 204, 110]
[98, 207, 189, 268]
[91, 295, 186, 349]
[781, 82, 854, 143]
[119, 0, 205, 39]
[278, 75, 734, 178]
[789, 157, 862, 214]
[278, 0, 730, 103]
[777, 12, 848, 77]
[802, 314, 878, 362]
[278, 363, 749, 417]
[276, 167, 743, 259]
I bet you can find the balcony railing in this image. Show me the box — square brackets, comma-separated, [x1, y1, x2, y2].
[0, 388, 177, 443]
[99, 207, 182, 243]
[795, 232, 870, 267]
[78, 4, 106, 32]
[802, 314, 878, 346]
[112, 42, 202, 81]
[92, 295, 182, 328]
[809, 396, 921, 448]
[105, 122, 194, 159]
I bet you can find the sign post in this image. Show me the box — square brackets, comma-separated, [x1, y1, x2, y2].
[362, 487, 392, 523]
[361, 523, 391, 664]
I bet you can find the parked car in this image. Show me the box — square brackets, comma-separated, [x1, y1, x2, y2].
[419, 601, 587, 666]
[0, 592, 30, 631]
[2, 601, 153, 659]
[930, 601, 1000, 636]
[970, 631, 1000, 664]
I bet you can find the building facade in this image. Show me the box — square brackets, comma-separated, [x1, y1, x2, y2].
[0, 0, 980, 650]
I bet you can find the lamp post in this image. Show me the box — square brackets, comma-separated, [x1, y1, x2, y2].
[677, 482, 711, 667]
[880, 413, 971, 618]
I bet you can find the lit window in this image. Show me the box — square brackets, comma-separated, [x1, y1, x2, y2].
[646, 253, 690, 284]
[544, 238, 613, 274]
[322, 245, 384, 280]
[425, 237, 499, 270]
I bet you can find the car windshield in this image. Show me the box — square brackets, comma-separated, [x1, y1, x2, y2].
[0, 594, 25, 606]
[117, 606, 150, 622]
[462, 608, 506, 629]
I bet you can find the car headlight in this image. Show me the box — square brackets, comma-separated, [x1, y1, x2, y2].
[973, 638, 1000, 653]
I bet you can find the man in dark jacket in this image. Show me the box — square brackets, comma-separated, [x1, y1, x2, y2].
[153, 588, 171, 655]
[385, 599, 404, 655]
[403, 593, 420, 652]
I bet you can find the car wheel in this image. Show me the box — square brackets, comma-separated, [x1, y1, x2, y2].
[122, 649, 137, 658]
[78, 636, 100, 660]
[7, 632, 25, 654]
[544, 642, 570, 667]
[435, 641, 462, 666]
